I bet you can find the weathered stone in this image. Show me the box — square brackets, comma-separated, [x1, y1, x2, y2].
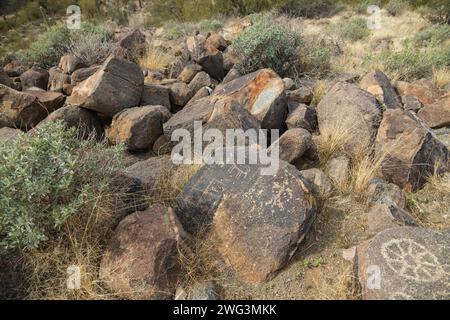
[37, 105, 104, 140]
[286, 104, 318, 132]
[189, 281, 221, 300]
[167, 82, 194, 109]
[188, 71, 211, 94]
[299, 168, 333, 199]
[327, 156, 350, 185]
[24, 90, 65, 112]
[367, 204, 417, 234]
[62, 83, 75, 96]
[71, 66, 100, 83]
[402, 94, 422, 112]
[375, 109, 449, 192]
[269, 128, 312, 164]
[140, 83, 171, 109]
[118, 29, 146, 54]
[67, 55, 144, 117]
[0, 84, 48, 130]
[367, 178, 407, 209]
[417, 94, 450, 129]
[107, 105, 171, 151]
[222, 67, 241, 84]
[434, 127, 450, 150]
[186, 34, 207, 61]
[360, 71, 402, 109]
[145, 70, 164, 84]
[317, 82, 383, 155]
[0, 127, 23, 143]
[205, 33, 228, 53]
[286, 87, 313, 109]
[355, 226, 450, 300]
[283, 78, 295, 90]
[176, 158, 317, 284]
[198, 51, 224, 81]
[178, 64, 202, 83]
[3, 61, 27, 77]
[186, 86, 212, 106]
[153, 135, 174, 155]
[20, 67, 49, 91]
[100, 205, 185, 299]
[0, 68, 13, 88]
[396, 79, 442, 106]
[59, 54, 86, 74]
[48, 67, 71, 92]
[212, 69, 287, 130]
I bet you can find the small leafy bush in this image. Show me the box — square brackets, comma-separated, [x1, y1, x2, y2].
[68, 30, 115, 66]
[298, 38, 334, 77]
[0, 122, 124, 250]
[384, 0, 409, 16]
[232, 19, 301, 76]
[334, 17, 370, 42]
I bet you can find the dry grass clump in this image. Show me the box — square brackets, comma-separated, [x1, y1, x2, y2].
[433, 67, 450, 88]
[138, 46, 173, 72]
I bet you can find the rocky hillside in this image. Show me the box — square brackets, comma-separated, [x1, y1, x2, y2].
[0, 2, 449, 300]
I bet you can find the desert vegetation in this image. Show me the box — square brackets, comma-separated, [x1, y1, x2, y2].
[1, 0, 449, 301]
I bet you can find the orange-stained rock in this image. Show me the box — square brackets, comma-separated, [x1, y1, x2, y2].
[360, 71, 402, 109]
[417, 94, 450, 129]
[396, 78, 443, 106]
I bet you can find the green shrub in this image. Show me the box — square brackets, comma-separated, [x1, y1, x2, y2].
[409, 24, 450, 47]
[298, 38, 334, 77]
[278, 0, 336, 18]
[373, 46, 450, 81]
[197, 19, 224, 32]
[0, 122, 124, 250]
[79, 0, 101, 19]
[232, 19, 301, 76]
[354, 0, 382, 14]
[384, 0, 409, 16]
[334, 17, 370, 42]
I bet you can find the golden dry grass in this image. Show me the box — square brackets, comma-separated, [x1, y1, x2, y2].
[433, 67, 450, 88]
[138, 46, 173, 72]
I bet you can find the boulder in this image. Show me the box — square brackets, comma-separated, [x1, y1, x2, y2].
[59, 54, 86, 74]
[178, 64, 202, 83]
[71, 66, 100, 83]
[286, 104, 318, 132]
[3, 61, 27, 77]
[20, 67, 49, 91]
[198, 51, 225, 81]
[167, 82, 194, 109]
[299, 168, 333, 199]
[176, 159, 316, 284]
[37, 105, 104, 140]
[140, 83, 171, 109]
[268, 128, 312, 164]
[355, 226, 450, 300]
[107, 105, 171, 151]
[24, 90, 65, 112]
[360, 71, 402, 109]
[366, 178, 407, 209]
[286, 87, 314, 109]
[367, 204, 417, 234]
[100, 205, 185, 299]
[188, 71, 211, 94]
[205, 33, 228, 53]
[212, 69, 287, 130]
[375, 109, 449, 192]
[153, 135, 174, 155]
[402, 94, 422, 113]
[396, 79, 442, 106]
[317, 82, 383, 155]
[67, 55, 144, 117]
[0, 127, 23, 143]
[0, 68, 13, 88]
[283, 78, 295, 91]
[48, 67, 71, 92]
[186, 34, 207, 62]
[186, 86, 212, 106]
[118, 29, 146, 54]
[417, 94, 450, 129]
[0, 84, 48, 130]
[222, 68, 241, 84]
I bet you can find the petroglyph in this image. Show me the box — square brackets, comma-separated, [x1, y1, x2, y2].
[381, 238, 444, 283]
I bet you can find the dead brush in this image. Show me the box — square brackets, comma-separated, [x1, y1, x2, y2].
[138, 46, 173, 73]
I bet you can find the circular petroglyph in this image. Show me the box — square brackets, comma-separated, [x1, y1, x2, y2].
[381, 238, 444, 283]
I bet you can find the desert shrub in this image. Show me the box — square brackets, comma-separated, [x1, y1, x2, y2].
[354, 0, 382, 14]
[232, 19, 301, 76]
[79, 0, 101, 18]
[15, 1, 42, 25]
[68, 30, 115, 66]
[298, 38, 334, 77]
[138, 46, 173, 72]
[384, 0, 409, 16]
[374, 46, 450, 81]
[278, 0, 336, 18]
[416, 1, 450, 24]
[409, 24, 450, 47]
[0, 121, 125, 251]
[334, 17, 370, 42]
